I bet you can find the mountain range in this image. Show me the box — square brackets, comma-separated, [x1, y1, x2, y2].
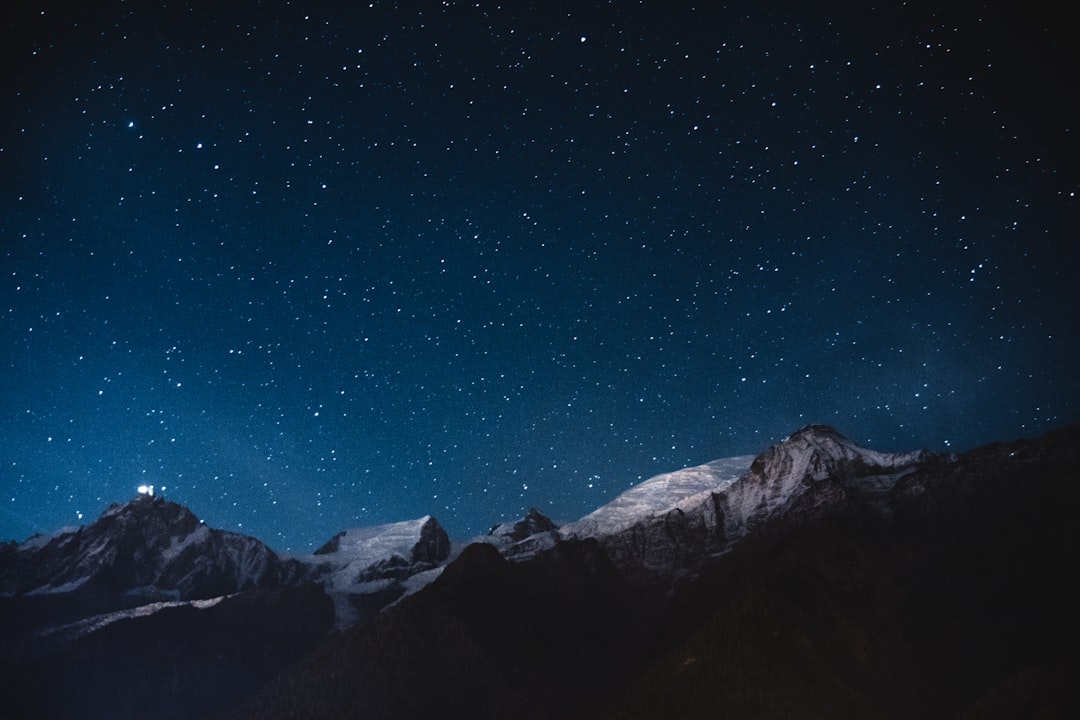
[2, 424, 1077, 719]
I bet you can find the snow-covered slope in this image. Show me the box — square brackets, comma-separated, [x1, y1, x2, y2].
[38, 595, 229, 646]
[560, 455, 755, 541]
[468, 425, 926, 575]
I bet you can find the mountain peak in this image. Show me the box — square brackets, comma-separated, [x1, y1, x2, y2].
[488, 507, 558, 543]
[787, 424, 852, 443]
[99, 495, 202, 535]
[751, 424, 918, 482]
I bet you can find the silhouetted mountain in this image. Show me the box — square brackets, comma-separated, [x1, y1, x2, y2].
[5, 584, 334, 720]
[226, 540, 643, 719]
[609, 425, 1080, 719]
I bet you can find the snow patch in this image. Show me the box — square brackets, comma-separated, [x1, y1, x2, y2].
[161, 523, 211, 562]
[397, 565, 444, 598]
[38, 595, 229, 643]
[25, 576, 90, 596]
[19, 526, 79, 552]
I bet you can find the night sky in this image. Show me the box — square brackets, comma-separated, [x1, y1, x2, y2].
[2, 1, 1077, 551]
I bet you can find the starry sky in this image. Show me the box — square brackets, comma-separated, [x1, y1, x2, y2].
[2, 0, 1077, 551]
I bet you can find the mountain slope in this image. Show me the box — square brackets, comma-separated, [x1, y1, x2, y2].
[607, 518, 918, 720]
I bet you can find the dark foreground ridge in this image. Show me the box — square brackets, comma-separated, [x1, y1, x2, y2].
[2, 425, 1079, 719]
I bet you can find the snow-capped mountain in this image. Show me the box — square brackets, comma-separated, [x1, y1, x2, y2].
[310, 515, 450, 580]
[297, 516, 450, 626]
[558, 425, 936, 578]
[0, 497, 453, 635]
[479, 426, 928, 573]
[489, 507, 560, 543]
[0, 494, 290, 602]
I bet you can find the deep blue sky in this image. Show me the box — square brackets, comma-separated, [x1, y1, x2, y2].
[2, 1, 1077, 551]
